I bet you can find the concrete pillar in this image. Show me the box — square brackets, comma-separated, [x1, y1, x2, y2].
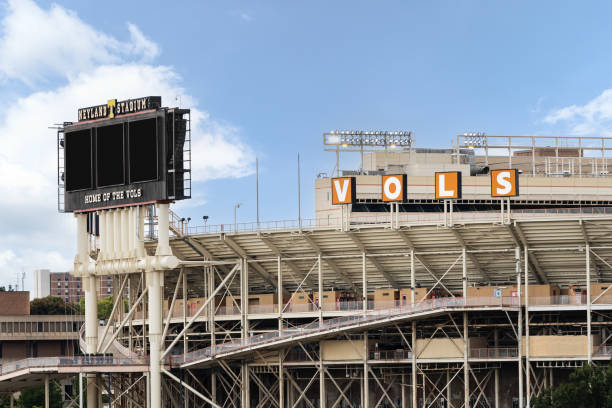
[463, 312, 469, 408]
[410, 250, 415, 304]
[212, 371, 217, 407]
[113, 209, 121, 259]
[525, 246, 531, 407]
[411, 321, 417, 408]
[279, 354, 284, 408]
[494, 328, 500, 408]
[183, 269, 188, 355]
[155, 203, 172, 256]
[463, 248, 469, 408]
[447, 369, 451, 407]
[401, 374, 407, 408]
[147, 269, 163, 408]
[85, 273, 98, 408]
[241, 363, 250, 408]
[587, 244, 592, 364]
[278, 256, 283, 331]
[516, 247, 523, 408]
[148, 203, 171, 408]
[362, 252, 367, 312]
[44, 375, 49, 408]
[363, 332, 368, 408]
[9, 393, 13, 408]
[318, 254, 323, 322]
[320, 343, 326, 408]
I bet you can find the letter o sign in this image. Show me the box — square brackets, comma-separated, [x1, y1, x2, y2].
[381, 175, 407, 202]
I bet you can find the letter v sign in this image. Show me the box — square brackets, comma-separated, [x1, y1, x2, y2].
[331, 177, 355, 205]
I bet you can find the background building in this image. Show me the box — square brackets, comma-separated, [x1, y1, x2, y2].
[33, 269, 50, 299]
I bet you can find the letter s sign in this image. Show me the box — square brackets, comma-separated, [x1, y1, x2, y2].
[491, 169, 519, 197]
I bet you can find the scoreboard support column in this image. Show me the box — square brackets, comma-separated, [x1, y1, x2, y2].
[148, 203, 170, 408]
[78, 211, 99, 408]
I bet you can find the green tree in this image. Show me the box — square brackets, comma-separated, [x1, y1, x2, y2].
[15, 384, 62, 408]
[78, 296, 115, 319]
[532, 363, 612, 408]
[30, 296, 79, 315]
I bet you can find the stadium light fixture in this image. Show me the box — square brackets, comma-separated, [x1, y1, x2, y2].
[323, 130, 413, 148]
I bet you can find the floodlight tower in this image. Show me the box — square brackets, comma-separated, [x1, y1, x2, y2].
[323, 130, 414, 176]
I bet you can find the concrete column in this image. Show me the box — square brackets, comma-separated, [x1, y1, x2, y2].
[587, 244, 592, 364]
[44, 375, 49, 408]
[318, 254, 323, 322]
[120, 208, 128, 258]
[447, 369, 451, 407]
[422, 372, 426, 405]
[494, 328, 500, 408]
[211, 371, 217, 407]
[411, 321, 417, 408]
[278, 256, 283, 331]
[516, 247, 523, 408]
[320, 342, 326, 408]
[155, 203, 171, 256]
[463, 311, 469, 408]
[9, 393, 13, 408]
[463, 248, 469, 408]
[525, 246, 530, 407]
[147, 269, 163, 408]
[85, 273, 98, 408]
[410, 250, 415, 304]
[362, 252, 367, 312]
[279, 354, 284, 408]
[241, 258, 249, 339]
[113, 209, 121, 259]
[363, 360, 369, 407]
[462, 247, 467, 298]
[183, 270, 188, 355]
[241, 362, 250, 408]
[401, 374, 407, 408]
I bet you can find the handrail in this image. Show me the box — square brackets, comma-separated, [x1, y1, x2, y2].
[174, 296, 518, 366]
[0, 355, 150, 377]
[152, 206, 612, 238]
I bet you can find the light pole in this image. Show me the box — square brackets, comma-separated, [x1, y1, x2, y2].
[234, 203, 242, 232]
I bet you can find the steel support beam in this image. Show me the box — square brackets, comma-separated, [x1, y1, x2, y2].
[222, 235, 279, 289]
[345, 231, 400, 288]
[301, 234, 359, 292]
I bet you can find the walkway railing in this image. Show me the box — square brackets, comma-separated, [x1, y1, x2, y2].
[0, 356, 149, 377]
[164, 295, 612, 322]
[174, 296, 518, 366]
[470, 347, 518, 359]
[162, 206, 612, 237]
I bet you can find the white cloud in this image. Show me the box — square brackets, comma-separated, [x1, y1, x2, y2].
[0, 0, 254, 289]
[543, 89, 612, 136]
[0, 0, 159, 85]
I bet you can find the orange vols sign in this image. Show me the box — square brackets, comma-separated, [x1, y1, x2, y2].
[331, 177, 356, 205]
[381, 174, 407, 202]
[435, 171, 462, 199]
[491, 169, 519, 197]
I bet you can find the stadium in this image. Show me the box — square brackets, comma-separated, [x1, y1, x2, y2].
[2, 98, 612, 408]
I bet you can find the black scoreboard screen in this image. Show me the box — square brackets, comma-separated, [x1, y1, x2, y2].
[61, 97, 190, 212]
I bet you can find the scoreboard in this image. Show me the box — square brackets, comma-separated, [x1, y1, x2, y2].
[59, 96, 190, 212]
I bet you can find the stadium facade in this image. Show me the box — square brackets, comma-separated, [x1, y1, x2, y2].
[3, 108, 612, 408]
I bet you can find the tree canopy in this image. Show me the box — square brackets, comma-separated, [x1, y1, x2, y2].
[30, 296, 80, 315]
[532, 363, 612, 408]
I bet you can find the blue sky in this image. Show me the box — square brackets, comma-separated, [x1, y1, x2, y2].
[1, 0, 612, 289]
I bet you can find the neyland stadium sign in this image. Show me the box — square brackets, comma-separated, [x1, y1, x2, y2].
[77, 96, 162, 121]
